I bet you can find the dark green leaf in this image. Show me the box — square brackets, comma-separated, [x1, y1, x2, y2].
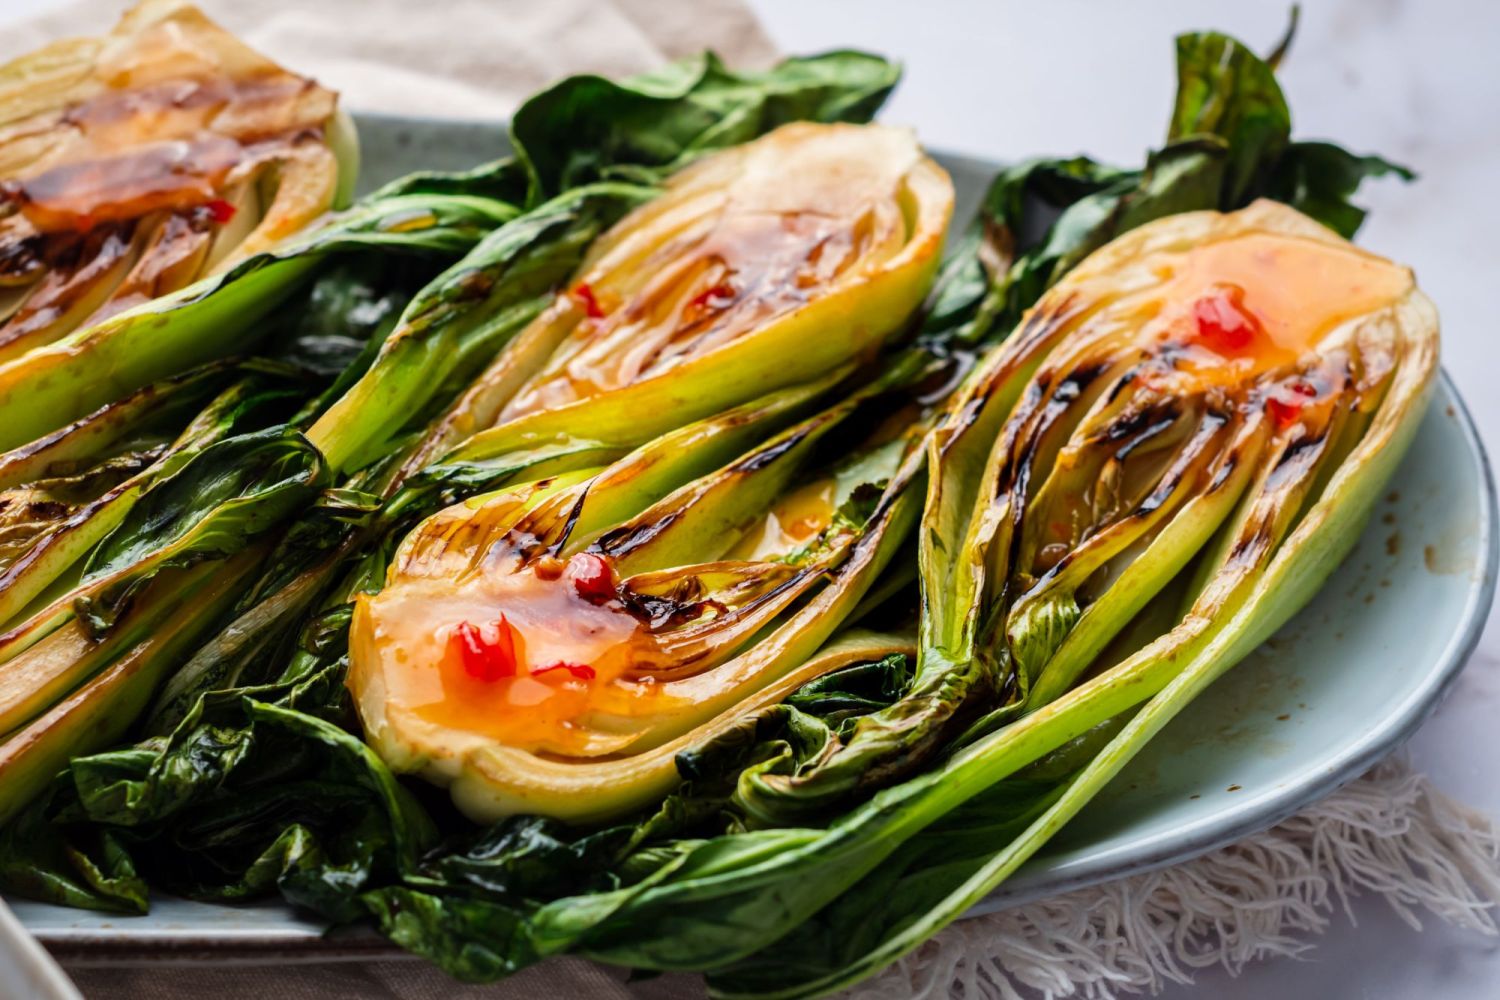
[513, 51, 899, 203]
[1168, 29, 1291, 204]
[1265, 141, 1415, 238]
[75, 428, 329, 635]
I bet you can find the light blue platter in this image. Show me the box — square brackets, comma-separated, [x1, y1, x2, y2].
[9, 114, 1497, 964]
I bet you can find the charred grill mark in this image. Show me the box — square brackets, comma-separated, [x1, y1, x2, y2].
[1209, 452, 1239, 491]
[1112, 414, 1179, 462]
[913, 349, 975, 406]
[1011, 292, 1078, 356]
[989, 367, 1064, 503]
[994, 419, 1039, 500]
[1102, 405, 1163, 444]
[1275, 432, 1327, 471]
[729, 423, 816, 473]
[0, 230, 43, 283]
[546, 485, 591, 557]
[1131, 409, 1227, 517]
[940, 295, 1083, 457]
[1057, 361, 1107, 401]
[937, 391, 992, 459]
[595, 505, 684, 559]
[1107, 362, 1143, 404]
[1226, 516, 1275, 569]
[1266, 428, 1331, 492]
[621, 577, 717, 630]
[1009, 364, 1107, 477]
[23, 500, 68, 520]
[632, 563, 814, 658]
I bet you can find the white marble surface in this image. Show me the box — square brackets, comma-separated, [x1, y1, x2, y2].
[747, 2, 1500, 997]
[2, 0, 1498, 996]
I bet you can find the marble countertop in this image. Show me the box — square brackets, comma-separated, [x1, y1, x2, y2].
[2, 0, 1496, 996]
[745, 2, 1500, 997]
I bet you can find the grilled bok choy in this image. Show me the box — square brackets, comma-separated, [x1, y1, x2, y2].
[0, 51, 908, 824]
[375, 121, 951, 485]
[0, 20, 1439, 1000]
[0, 0, 358, 357]
[678, 199, 1439, 999]
[353, 367, 931, 823]
[348, 121, 953, 821]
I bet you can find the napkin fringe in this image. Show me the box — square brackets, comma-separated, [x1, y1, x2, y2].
[858, 753, 1500, 1000]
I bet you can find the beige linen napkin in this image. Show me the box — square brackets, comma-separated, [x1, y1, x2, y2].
[0, 0, 778, 114]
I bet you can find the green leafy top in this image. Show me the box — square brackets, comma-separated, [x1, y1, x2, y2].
[375, 50, 901, 210]
[923, 17, 1411, 350]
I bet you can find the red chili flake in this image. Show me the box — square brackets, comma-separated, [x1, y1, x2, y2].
[534, 661, 597, 681]
[1191, 286, 1260, 355]
[688, 282, 736, 313]
[571, 282, 605, 319]
[568, 552, 616, 605]
[448, 617, 519, 682]
[205, 198, 237, 224]
[1266, 379, 1319, 430]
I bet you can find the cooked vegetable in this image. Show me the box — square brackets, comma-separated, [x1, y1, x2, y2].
[349, 121, 952, 821]
[0, 20, 1438, 1000]
[0, 46, 907, 826]
[693, 199, 1436, 999]
[352, 367, 931, 823]
[732, 24, 1417, 822]
[379, 121, 950, 484]
[0, 0, 359, 355]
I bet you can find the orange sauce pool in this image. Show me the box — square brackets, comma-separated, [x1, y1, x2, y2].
[1143, 231, 1411, 391]
[727, 478, 837, 561]
[353, 553, 668, 756]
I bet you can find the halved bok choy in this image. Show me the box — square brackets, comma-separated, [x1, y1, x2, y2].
[352, 356, 941, 823]
[346, 121, 954, 821]
[357, 121, 952, 489]
[685, 199, 1439, 998]
[0, 0, 359, 358]
[0, 54, 916, 825]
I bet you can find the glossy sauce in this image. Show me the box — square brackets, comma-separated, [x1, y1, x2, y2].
[1, 11, 334, 233]
[1134, 232, 1404, 395]
[10, 135, 244, 232]
[1139, 231, 1410, 394]
[727, 478, 837, 561]
[357, 552, 668, 756]
[499, 124, 919, 421]
[505, 211, 877, 419]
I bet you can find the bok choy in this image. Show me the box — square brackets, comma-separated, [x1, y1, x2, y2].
[0, 0, 359, 358]
[0, 19, 1438, 1000]
[0, 46, 907, 824]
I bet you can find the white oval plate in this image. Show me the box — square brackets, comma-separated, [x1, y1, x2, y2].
[9, 114, 1496, 961]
